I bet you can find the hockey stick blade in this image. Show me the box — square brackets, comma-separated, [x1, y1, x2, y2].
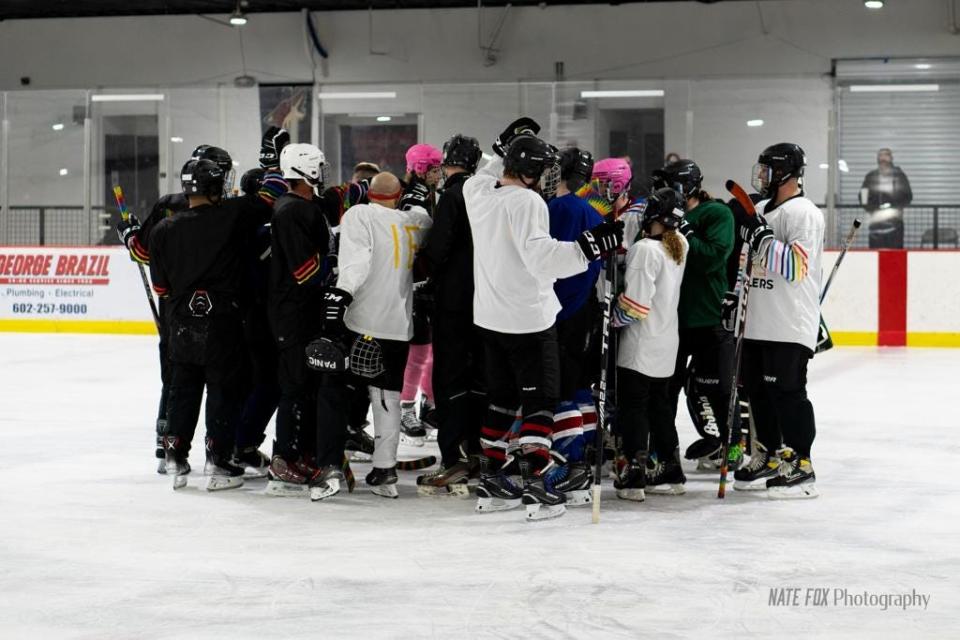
[725, 180, 757, 218]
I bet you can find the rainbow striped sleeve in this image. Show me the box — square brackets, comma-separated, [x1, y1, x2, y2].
[258, 170, 289, 207]
[611, 293, 649, 328]
[758, 238, 809, 283]
[293, 253, 321, 285]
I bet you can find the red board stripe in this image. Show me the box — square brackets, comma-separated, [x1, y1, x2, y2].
[877, 251, 907, 346]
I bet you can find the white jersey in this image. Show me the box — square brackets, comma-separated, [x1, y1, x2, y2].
[616, 236, 688, 378]
[744, 195, 824, 351]
[336, 202, 432, 341]
[464, 172, 590, 334]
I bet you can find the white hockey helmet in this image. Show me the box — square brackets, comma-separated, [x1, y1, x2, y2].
[280, 143, 328, 190]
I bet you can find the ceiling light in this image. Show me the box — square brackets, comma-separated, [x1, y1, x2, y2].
[747, 119, 764, 127]
[849, 84, 939, 92]
[59, 168, 68, 176]
[170, 136, 184, 143]
[376, 116, 392, 122]
[914, 63, 932, 70]
[838, 160, 850, 173]
[91, 94, 165, 102]
[863, 0, 884, 8]
[229, 1, 247, 26]
[52, 123, 64, 131]
[579, 90, 665, 98]
[318, 91, 397, 100]
[819, 163, 829, 169]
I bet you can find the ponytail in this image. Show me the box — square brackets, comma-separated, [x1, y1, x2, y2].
[661, 229, 686, 265]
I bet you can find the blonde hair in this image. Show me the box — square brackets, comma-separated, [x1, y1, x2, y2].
[661, 229, 686, 265]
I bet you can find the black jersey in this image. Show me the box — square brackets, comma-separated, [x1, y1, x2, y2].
[148, 197, 263, 319]
[423, 171, 473, 313]
[268, 191, 334, 348]
[127, 192, 189, 263]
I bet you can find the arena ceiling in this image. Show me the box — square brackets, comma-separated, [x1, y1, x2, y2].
[1, 1, 774, 21]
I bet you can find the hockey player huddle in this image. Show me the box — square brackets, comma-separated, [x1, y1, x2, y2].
[119, 115, 824, 521]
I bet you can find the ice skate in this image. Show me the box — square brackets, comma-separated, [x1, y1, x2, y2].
[614, 455, 646, 502]
[264, 455, 309, 497]
[475, 457, 522, 513]
[420, 398, 439, 442]
[366, 465, 399, 499]
[163, 436, 190, 489]
[645, 450, 687, 495]
[733, 444, 780, 491]
[233, 446, 270, 478]
[417, 460, 470, 497]
[204, 454, 245, 491]
[767, 452, 819, 500]
[400, 402, 425, 447]
[521, 460, 566, 521]
[700, 441, 744, 472]
[346, 421, 374, 462]
[156, 434, 167, 475]
[547, 460, 592, 506]
[310, 465, 346, 501]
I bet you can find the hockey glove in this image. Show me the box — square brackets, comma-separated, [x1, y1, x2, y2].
[259, 126, 290, 169]
[321, 287, 353, 335]
[721, 290, 739, 332]
[737, 212, 773, 254]
[678, 219, 697, 239]
[399, 181, 431, 211]
[493, 117, 541, 157]
[116, 214, 141, 250]
[577, 220, 624, 262]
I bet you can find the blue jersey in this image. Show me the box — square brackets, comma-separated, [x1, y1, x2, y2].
[549, 193, 604, 322]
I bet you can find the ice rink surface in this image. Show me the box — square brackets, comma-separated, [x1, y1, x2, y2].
[1, 334, 958, 639]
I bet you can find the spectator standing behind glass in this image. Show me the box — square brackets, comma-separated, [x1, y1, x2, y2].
[859, 148, 912, 249]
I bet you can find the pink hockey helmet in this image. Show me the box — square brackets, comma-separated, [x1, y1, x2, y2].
[591, 157, 632, 202]
[405, 143, 443, 175]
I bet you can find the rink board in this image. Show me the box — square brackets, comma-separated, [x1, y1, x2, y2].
[0, 246, 957, 346]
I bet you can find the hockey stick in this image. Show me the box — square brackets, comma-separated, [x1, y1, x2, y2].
[820, 218, 862, 304]
[592, 252, 617, 523]
[717, 180, 758, 499]
[113, 186, 160, 330]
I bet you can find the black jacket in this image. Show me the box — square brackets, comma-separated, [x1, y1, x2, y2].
[423, 172, 473, 313]
[859, 166, 913, 212]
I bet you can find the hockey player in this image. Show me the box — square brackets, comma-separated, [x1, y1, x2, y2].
[612, 188, 688, 501]
[464, 122, 623, 520]
[322, 172, 433, 498]
[149, 158, 269, 491]
[116, 144, 235, 472]
[652, 160, 737, 476]
[544, 147, 603, 506]
[266, 143, 339, 497]
[399, 143, 443, 443]
[590, 158, 645, 244]
[417, 134, 485, 496]
[732, 143, 823, 499]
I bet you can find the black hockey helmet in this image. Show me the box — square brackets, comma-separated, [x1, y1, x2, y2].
[752, 143, 806, 198]
[240, 167, 265, 195]
[503, 134, 561, 197]
[652, 159, 703, 200]
[442, 134, 482, 173]
[191, 145, 233, 173]
[181, 158, 226, 200]
[642, 187, 685, 232]
[559, 147, 595, 192]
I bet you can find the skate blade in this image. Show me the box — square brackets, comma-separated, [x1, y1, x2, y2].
[645, 484, 686, 496]
[400, 434, 425, 447]
[475, 496, 521, 513]
[264, 480, 308, 497]
[349, 451, 373, 463]
[310, 479, 342, 502]
[206, 476, 244, 491]
[767, 483, 819, 500]
[563, 489, 592, 506]
[525, 502, 566, 521]
[370, 483, 399, 499]
[172, 475, 188, 490]
[417, 483, 470, 498]
[733, 479, 770, 492]
[616, 488, 646, 502]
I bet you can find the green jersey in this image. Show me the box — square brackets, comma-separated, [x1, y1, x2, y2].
[678, 199, 734, 328]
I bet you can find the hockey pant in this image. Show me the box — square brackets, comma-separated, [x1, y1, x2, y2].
[479, 326, 560, 473]
[616, 368, 674, 462]
[432, 310, 485, 467]
[741, 340, 816, 458]
[164, 313, 243, 459]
